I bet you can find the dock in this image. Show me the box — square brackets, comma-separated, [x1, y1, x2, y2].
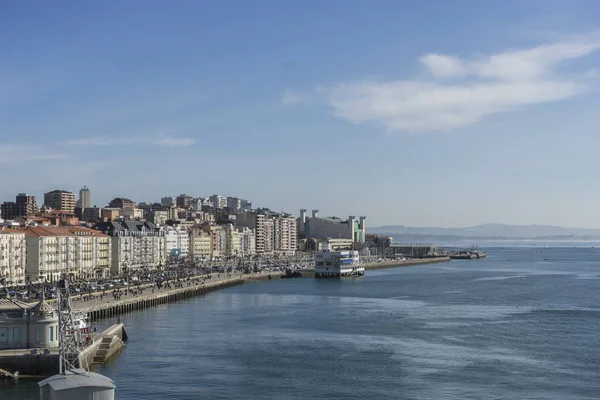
[0, 323, 128, 377]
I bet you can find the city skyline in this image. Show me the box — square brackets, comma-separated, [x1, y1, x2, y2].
[3, 1, 600, 228]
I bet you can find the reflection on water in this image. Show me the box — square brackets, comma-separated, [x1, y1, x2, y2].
[2, 247, 600, 399]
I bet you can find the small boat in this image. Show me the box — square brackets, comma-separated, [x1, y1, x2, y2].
[74, 312, 92, 334]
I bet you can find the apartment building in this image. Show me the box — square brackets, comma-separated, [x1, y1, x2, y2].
[107, 198, 135, 210]
[94, 220, 166, 274]
[274, 216, 297, 255]
[189, 228, 212, 259]
[209, 194, 227, 209]
[238, 227, 256, 256]
[22, 226, 111, 283]
[222, 224, 241, 257]
[43, 190, 76, 213]
[0, 202, 17, 220]
[0, 230, 26, 285]
[163, 226, 190, 257]
[176, 194, 193, 208]
[77, 186, 91, 209]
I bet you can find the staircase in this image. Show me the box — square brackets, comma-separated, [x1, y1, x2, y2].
[92, 335, 124, 364]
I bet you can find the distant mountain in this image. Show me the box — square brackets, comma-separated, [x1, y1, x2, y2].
[369, 223, 600, 239]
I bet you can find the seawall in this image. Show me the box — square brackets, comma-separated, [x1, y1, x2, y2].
[0, 324, 128, 377]
[84, 278, 244, 321]
[362, 256, 451, 270]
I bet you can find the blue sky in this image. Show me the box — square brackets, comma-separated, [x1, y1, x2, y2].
[2, 0, 600, 228]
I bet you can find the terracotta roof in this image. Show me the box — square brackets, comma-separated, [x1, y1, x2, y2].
[18, 226, 108, 238]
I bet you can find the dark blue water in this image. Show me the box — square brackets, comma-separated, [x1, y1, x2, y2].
[3, 247, 600, 399]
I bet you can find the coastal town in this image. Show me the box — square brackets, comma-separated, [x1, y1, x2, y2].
[0, 187, 406, 287]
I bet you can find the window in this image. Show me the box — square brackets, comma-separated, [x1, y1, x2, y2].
[49, 326, 53, 342]
[13, 327, 21, 343]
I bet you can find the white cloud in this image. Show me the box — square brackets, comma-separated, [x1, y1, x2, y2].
[281, 89, 302, 105]
[151, 134, 195, 147]
[325, 33, 600, 132]
[61, 134, 195, 147]
[0, 143, 70, 162]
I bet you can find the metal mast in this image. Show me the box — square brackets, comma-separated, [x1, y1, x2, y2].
[57, 237, 88, 375]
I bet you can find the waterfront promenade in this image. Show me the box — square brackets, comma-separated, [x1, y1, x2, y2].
[71, 270, 282, 321]
[42, 257, 453, 321]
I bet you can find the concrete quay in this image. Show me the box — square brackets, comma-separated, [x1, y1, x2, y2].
[362, 256, 451, 270]
[0, 323, 127, 377]
[79, 271, 284, 322]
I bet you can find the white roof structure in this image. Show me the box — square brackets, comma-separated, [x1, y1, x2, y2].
[39, 369, 115, 400]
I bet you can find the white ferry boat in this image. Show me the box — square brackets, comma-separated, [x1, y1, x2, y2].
[314, 248, 364, 278]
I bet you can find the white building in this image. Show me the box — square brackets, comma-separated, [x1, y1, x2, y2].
[120, 208, 143, 220]
[22, 226, 111, 283]
[163, 227, 190, 257]
[238, 227, 256, 256]
[0, 231, 26, 286]
[93, 221, 166, 274]
[209, 194, 227, 209]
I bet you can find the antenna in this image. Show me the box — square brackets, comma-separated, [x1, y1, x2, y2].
[57, 238, 88, 375]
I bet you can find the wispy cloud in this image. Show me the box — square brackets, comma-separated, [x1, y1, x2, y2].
[281, 89, 303, 105]
[324, 32, 600, 133]
[152, 134, 195, 147]
[0, 143, 71, 163]
[61, 133, 195, 147]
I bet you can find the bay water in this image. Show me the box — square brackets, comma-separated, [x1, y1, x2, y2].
[2, 247, 600, 399]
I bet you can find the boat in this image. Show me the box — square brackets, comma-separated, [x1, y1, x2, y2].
[314, 248, 364, 278]
[280, 269, 302, 279]
[74, 312, 92, 334]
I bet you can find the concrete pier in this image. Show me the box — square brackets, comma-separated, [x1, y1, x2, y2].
[0, 324, 128, 377]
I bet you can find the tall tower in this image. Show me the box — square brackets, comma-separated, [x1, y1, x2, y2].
[78, 186, 91, 209]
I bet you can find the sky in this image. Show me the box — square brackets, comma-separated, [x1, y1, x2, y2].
[2, 0, 600, 228]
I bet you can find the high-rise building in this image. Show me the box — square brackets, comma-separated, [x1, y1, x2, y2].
[0, 202, 17, 220]
[161, 196, 175, 206]
[43, 190, 76, 213]
[176, 194, 193, 208]
[15, 193, 37, 216]
[209, 194, 227, 209]
[77, 186, 91, 209]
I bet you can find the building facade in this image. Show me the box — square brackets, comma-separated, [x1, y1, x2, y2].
[163, 227, 189, 257]
[107, 198, 135, 210]
[77, 186, 91, 209]
[189, 229, 212, 259]
[238, 227, 256, 256]
[274, 216, 297, 255]
[0, 296, 59, 350]
[209, 195, 227, 209]
[23, 226, 111, 283]
[16, 193, 37, 217]
[43, 190, 76, 213]
[94, 221, 166, 274]
[0, 231, 26, 285]
[0, 202, 17, 220]
[176, 194, 193, 208]
[299, 209, 366, 243]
